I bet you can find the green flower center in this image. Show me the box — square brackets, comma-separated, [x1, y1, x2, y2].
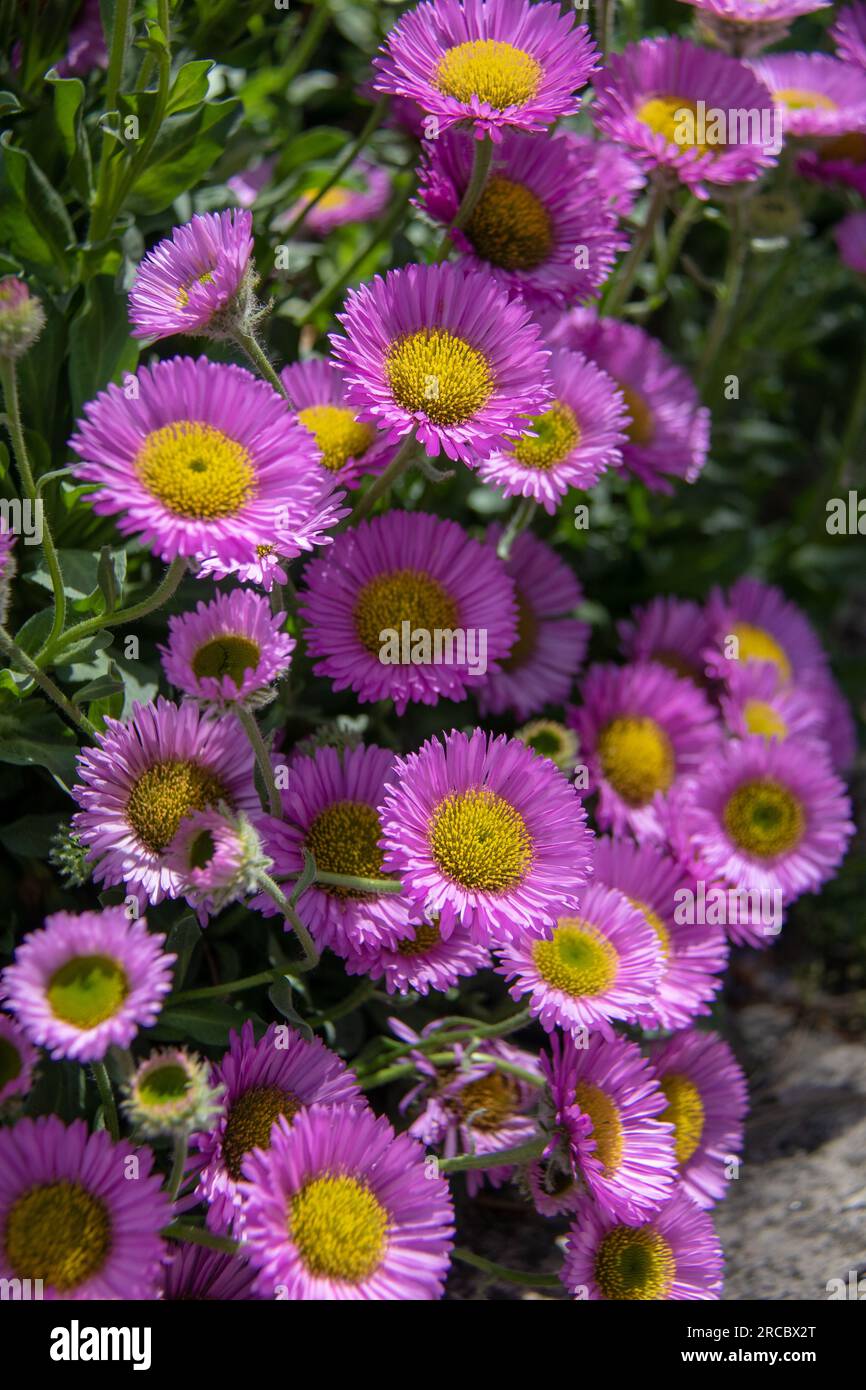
[532, 920, 618, 997]
[138, 1062, 192, 1111]
[47, 954, 130, 1030]
[0, 1035, 22, 1089]
[722, 777, 804, 857]
[191, 634, 262, 686]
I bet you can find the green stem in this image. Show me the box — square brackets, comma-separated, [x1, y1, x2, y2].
[282, 0, 331, 87]
[604, 175, 668, 317]
[40, 554, 187, 667]
[496, 496, 536, 561]
[170, 966, 291, 1004]
[0, 627, 98, 739]
[278, 97, 388, 244]
[232, 329, 289, 399]
[356, 1007, 533, 1075]
[472, 1053, 545, 1087]
[655, 193, 702, 290]
[438, 1131, 547, 1174]
[312, 979, 376, 1026]
[350, 432, 418, 523]
[359, 1048, 544, 1092]
[435, 134, 493, 260]
[313, 869, 404, 894]
[453, 1247, 562, 1289]
[89, 0, 133, 242]
[162, 1222, 239, 1255]
[167, 1130, 189, 1201]
[698, 198, 748, 391]
[0, 358, 66, 651]
[297, 181, 415, 326]
[256, 871, 320, 971]
[237, 706, 282, 818]
[92, 1060, 120, 1141]
[97, 0, 172, 237]
[597, 0, 616, 63]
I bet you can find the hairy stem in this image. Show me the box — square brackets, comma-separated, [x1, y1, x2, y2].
[256, 871, 320, 971]
[0, 627, 98, 739]
[350, 432, 418, 523]
[237, 706, 282, 818]
[453, 1247, 562, 1289]
[40, 554, 187, 668]
[438, 1131, 547, 1173]
[435, 133, 493, 260]
[604, 176, 668, 317]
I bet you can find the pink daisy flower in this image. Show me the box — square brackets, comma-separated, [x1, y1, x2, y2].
[0, 1117, 169, 1300]
[240, 1104, 454, 1299]
[495, 884, 664, 1041]
[750, 53, 866, 137]
[68, 355, 343, 572]
[160, 588, 295, 710]
[227, 156, 277, 208]
[672, 734, 854, 907]
[380, 727, 594, 946]
[835, 209, 866, 273]
[1, 908, 174, 1063]
[330, 261, 551, 464]
[417, 129, 624, 307]
[281, 357, 397, 485]
[251, 744, 414, 955]
[833, 2, 866, 70]
[593, 836, 727, 1031]
[569, 662, 721, 839]
[720, 660, 827, 747]
[476, 527, 588, 720]
[650, 1029, 748, 1210]
[342, 915, 490, 995]
[71, 696, 260, 907]
[592, 37, 779, 196]
[278, 159, 391, 236]
[299, 510, 517, 715]
[373, 0, 598, 142]
[129, 210, 254, 341]
[164, 806, 272, 924]
[617, 596, 713, 686]
[703, 577, 829, 687]
[798, 136, 866, 198]
[550, 310, 710, 493]
[806, 668, 858, 773]
[544, 1031, 677, 1222]
[560, 131, 647, 217]
[475, 348, 627, 511]
[402, 1037, 542, 1195]
[160, 1243, 260, 1300]
[192, 1020, 363, 1235]
[0, 1011, 38, 1108]
[562, 1189, 723, 1299]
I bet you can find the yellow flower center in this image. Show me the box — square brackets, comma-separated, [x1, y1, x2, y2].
[434, 39, 543, 109]
[5, 1181, 111, 1291]
[306, 799, 388, 896]
[222, 1084, 302, 1180]
[192, 634, 262, 687]
[297, 404, 377, 472]
[137, 1062, 192, 1111]
[353, 568, 459, 656]
[532, 919, 618, 996]
[126, 758, 229, 853]
[0, 1036, 23, 1089]
[47, 954, 130, 1030]
[627, 896, 671, 958]
[594, 1224, 676, 1300]
[636, 96, 716, 154]
[574, 1081, 624, 1175]
[396, 920, 442, 956]
[290, 1175, 388, 1283]
[620, 384, 655, 446]
[774, 87, 837, 112]
[743, 698, 788, 740]
[136, 421, 256, 520]
[385, 328, 493, 426]
[502, 590, 538, 672]
[597, 716, 675, 807]
[660, 1072, 705, 1166]
[303, 186, 351, 211]
[429, 787, 532, 892]
[464, 176, 553, 270]
[722, 777, 805, 857]
[458, 1071, 520, 1131]
[730, 622, 792, 681]
[176, 268, 215, 309]
[511, 401, 580, 470]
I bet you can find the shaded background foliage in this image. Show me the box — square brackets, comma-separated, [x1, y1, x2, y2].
[0, 0, 863, 1135]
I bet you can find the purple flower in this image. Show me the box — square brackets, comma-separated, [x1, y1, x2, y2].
[373, 0, 598, 142]
[56, 0, 107, 78]
[299, 510, 518, 714]
[277, 160, 391, 236]
[2, 908, 174, 1062]
[560, 131, 647, 217]
[750, 52, 866, 137]
[164, 807, 272, 924]
[617, 596, 713, 686]
[650, 1029, 748, 1209]
[703, 577, 829, 687]
[281, 357, 397, 485]
[380, 727, 594, 945]
[417, 129, 624, 306]
[833, 2, 866, 70]
[0, 1117, 170, 1299]
[835, 209, 866, 273]
[342, 915, 490, 995]
[719, 660, 827, 747]
[330, 261, 551, 463]
[160, 1243, 260, 1300]
[129, 211, 254, 341]
[240, 1104, 454, 1299]
[160, 588, 295, 709]
[0, 1011, 38, 1108]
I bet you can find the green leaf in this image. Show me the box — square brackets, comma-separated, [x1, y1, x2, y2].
[13, 608, 54, 656]
[149, 1003, 249, 1047]
[0, 92, 23, 117]
[73, 672, 126, 704]
[47, 72, 94, 200]
[164, 913, 203, 989]
[0, 703, 78, 782]
[0, 133, 75, 280]
[96, 545, 126, 613]
[29, 548, 100, 602]
[0, 813, 59, 858]
[126, 98, 241, 214]
[68, 276, 139, 418]
[166, 60, 214, 116]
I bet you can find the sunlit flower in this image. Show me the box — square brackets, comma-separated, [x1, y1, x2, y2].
[650, 1029, 748, 1209]
[129, 210, 254, 341]
[562, 1189, 723, 1299]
